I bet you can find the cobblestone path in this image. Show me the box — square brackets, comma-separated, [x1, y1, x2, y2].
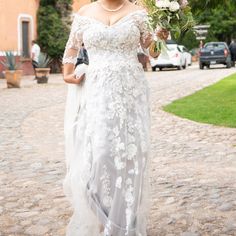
[0, 66, 236, 236]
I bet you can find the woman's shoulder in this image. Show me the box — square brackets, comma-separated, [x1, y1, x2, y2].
[77, 2, 97, 16]
[126, 3, 148, 21]
[126, 3, 147, 23]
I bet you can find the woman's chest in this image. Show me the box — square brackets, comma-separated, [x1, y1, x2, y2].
[82, 20, 141, 50]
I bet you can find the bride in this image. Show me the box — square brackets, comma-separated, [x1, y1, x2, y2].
[62, 0, 168, 235]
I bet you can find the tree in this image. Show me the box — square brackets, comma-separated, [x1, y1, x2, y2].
[192, 0, 236, 43]
[202, 3, 236, 42]
[189, 0, 231, 14]
[37, 0, 73, 72]
[179, 0, 236, 49]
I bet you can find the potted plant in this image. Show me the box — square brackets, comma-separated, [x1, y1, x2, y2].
[0, 51, 22, 88]
[35, 53, 51, 84]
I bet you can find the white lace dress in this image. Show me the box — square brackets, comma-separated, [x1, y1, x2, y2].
[63, 10, 151, 236]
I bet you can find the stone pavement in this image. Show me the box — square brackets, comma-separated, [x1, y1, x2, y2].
[0, 66, 236, 236]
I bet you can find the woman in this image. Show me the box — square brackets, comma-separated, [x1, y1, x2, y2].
[63, 0, 168, 235]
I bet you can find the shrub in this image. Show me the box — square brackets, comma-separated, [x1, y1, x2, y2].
[37, 0, 72, 72]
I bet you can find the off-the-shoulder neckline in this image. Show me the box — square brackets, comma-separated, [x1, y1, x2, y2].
[75, 9, 147, 28]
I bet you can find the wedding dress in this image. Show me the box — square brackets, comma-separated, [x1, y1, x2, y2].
[63, 9, 151, 236]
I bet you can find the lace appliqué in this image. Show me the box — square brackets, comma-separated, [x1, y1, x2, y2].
[134, 10, 152, 45]
[62, 14, 85, 65]
[100, 165, 112, 208]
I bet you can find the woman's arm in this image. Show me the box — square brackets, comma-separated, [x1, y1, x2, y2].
[139, 9, 169, 58]
[63, 14, 84, 84]
[63, 59, 85, 85]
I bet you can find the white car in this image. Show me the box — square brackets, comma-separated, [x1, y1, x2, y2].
[179, 45, 192, 66]
[150, 44, 186, 71]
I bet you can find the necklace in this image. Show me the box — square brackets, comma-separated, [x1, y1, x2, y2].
[98, 0, 126, 12]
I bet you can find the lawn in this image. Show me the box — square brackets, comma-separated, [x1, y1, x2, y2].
[163, 73, 236, 128]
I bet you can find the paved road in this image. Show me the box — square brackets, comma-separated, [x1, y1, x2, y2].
[0, 65, 236, 236]
[148, 65, 236, 236]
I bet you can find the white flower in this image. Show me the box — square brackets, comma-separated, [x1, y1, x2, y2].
[162, 0, 171, 8]
[115, 137, 125, 152]
[115, 176, 122, 189]
[125, 186, 134, 205]
[127, 143, 137, 160]
[156, 0, 171, 8]
[114, 156, 125, 170]
[126, 178, 132, 185]
[169, 1, 180, 12]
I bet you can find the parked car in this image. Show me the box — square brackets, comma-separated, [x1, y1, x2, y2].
[199, 42, 231, 69]
[179, 45, 192, 66]
[150, 44, 186, 71]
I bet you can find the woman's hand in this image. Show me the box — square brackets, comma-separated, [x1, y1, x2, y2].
[142, 33, 153, 49]
[63, 73, 85, 84]
[156, 28, 169, 41]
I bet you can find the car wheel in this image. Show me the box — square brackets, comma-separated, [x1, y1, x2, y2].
[159, 67, 163, 71]
[199, 63, 204, 70]
[226, 61, 231, 68]
[152, 66, 156, 71]
[183, 61, 187, 69]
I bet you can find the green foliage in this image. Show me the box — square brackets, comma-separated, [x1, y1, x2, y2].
[37, 6, 69, 59]
[37, 0, 72, 72]
[189, 0, 231, 14]
[37, 53, 53, 68]
[164, 73, 236, 128]
[200, 6, 236, 42]
[0, 52, 21, 71]
[177, 0, 236, 49]
[177, 30, 199, 50]
[40, 0, 57, 6]
[189, 0, 236, 43]
[40, 0, 72, 10]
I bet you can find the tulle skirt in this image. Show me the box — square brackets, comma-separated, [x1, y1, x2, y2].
[63, 62, 150, 236]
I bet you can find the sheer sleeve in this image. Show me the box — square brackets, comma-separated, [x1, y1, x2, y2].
[138, 10, 152, 46]
[63, 14, 83, 65]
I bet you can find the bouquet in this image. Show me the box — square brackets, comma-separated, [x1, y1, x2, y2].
[141, 0, 195, 55]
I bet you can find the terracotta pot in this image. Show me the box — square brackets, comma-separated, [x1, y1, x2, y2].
[35, 68, 50, 84]
[5, 70, 22, 88]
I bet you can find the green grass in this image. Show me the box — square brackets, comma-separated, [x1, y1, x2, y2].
[163, 73, 236, 128]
